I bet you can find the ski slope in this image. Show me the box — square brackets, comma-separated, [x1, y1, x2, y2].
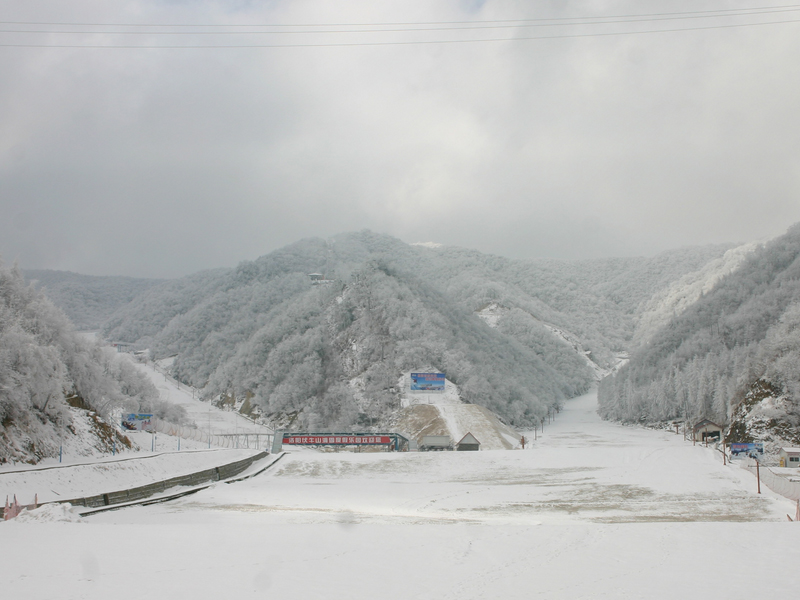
[3, 390, 800, 599]
[135, 355, 274, 439]
[396, 373, 521, 449]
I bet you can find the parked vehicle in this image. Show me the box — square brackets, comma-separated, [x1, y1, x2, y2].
[419, 435, 453, 451]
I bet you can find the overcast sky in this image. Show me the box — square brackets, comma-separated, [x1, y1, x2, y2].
[2, 1, 800, 278]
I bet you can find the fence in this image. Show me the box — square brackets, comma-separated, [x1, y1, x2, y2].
[740, 460, 800, 501]
[148, 360, 273, 449]
[154, 419, 273, 450]
[1, 450, 271, 518]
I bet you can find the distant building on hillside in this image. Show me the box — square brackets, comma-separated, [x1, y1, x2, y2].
[309, 273, 335, 285]
[692, 418, 723, 443]
[456, 432, 481, 451]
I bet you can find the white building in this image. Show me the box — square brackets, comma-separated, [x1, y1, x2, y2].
[779, 448, 800, 468]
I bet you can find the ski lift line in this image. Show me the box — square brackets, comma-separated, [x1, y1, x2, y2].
[2, 4, 800, 28]
[3, 17, 800, 49]
[4, 9, 800, 36]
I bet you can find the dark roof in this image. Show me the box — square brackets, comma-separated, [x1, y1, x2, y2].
[693, 418, 723, 432]
[457, 432, 481, 446]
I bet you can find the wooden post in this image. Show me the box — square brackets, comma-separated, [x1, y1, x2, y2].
[756, 459, 761, 494]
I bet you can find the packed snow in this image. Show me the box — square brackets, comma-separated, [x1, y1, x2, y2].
[475, 301, 508, 328]
[396, 373, 520, 449]
[3, 389, 799, 599]
[141, 356, 274, 438]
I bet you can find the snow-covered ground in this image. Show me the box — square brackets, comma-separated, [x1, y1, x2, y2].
[139, 355, 274, 438]
[3, 390, 800, 599]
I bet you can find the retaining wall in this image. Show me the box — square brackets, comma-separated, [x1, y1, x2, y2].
[2, 450, 269, 517]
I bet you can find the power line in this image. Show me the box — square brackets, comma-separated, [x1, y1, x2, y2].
[2, 4, 800, 28]
[4, 8, 800, 36]
[1, 8, 799, 49]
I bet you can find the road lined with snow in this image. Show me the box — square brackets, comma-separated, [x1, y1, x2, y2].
[3, 390, 800, 599]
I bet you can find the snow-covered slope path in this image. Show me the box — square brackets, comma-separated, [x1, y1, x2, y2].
[132, 355, 274, 439]
[3, 390, 800, 599]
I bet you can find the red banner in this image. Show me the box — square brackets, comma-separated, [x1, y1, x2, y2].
[283, 435, 392, 445]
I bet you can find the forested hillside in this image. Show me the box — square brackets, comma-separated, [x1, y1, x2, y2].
[103, 231, 736, 429]
[24, 270, 163, 330]
[0, 263, 178, 463]
[599, 223, 800, 445]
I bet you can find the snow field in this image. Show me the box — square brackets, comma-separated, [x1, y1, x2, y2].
[3, 390, 800, 599]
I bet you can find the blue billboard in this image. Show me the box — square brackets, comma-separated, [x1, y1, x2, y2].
[121, 413, 154, 432]
[731, 442, 764, 458]
[410, 372, 445, 392]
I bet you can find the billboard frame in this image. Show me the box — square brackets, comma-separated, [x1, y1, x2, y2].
[410, 372, 446, 393]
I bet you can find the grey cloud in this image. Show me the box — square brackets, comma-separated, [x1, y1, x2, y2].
[2, 0, 800, 277]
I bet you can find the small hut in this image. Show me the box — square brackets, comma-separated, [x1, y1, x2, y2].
[692, 419, 723, 443]
[779, 448, 800, 468]
[456, 432, 481, 451]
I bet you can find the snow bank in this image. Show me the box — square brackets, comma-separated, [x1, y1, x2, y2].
[13, 503, 84, 523]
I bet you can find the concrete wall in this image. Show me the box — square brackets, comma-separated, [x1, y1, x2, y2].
[2, 451, 268, 518]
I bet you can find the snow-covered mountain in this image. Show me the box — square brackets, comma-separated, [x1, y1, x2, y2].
[632, 242, 760, 347]
[23, 270, 163, 331]
[97, 231, 736, 430]
[600, 223, 800, 449]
